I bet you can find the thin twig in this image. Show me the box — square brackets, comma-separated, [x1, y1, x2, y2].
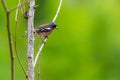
[34, 37, 48, 67]
[52, 0, 62, 22]
[34, 0, 63, 68]
[15, 0, 20, 22]
[37, 62, 40, 80]
[14, 0, 28, 78]
[9, 1, 29, 13]
[1, 0, 8, 12]
[1, 0, 15, 80]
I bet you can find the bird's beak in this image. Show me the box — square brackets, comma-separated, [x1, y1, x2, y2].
[55, 26, 58, 29]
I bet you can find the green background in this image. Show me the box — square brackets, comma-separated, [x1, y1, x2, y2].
[0, 0, 120, 80]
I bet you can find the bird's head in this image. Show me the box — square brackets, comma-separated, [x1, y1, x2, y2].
[50, 22, 58, 29]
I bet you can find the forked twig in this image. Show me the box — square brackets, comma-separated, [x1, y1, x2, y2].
[9, 1, 29, 12]
[34, 0, 63, 68]
[1, 0, 15, 80]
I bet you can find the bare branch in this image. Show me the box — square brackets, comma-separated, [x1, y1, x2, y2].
[9, 1, 29, 12]
[27, 0, 35, 80]
[15, 0, 21, 22]
[1, 0, 9, 12]
[1, 0, 15, 80]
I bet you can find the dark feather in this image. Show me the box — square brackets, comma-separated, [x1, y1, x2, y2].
[39, 27, 51, 32]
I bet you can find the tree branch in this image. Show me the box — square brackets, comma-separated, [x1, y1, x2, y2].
[1, 0, 15, 80]
[9, 1, 29, 13]
[1, 0, 9, 12]
[27, 0, 35, 80]
[52, 0, 62, 22]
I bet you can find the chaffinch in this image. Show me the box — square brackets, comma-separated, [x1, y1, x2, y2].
[34, 22, 57, 38]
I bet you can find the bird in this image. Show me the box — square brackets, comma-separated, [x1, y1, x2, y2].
[34, 22, 57, 38]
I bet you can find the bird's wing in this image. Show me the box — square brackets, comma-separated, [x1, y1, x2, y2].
[39, 27, 51, 32]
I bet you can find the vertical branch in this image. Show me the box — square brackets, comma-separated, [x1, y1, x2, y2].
[7, 11, 15, 80]
[1, 0, 15, 80]
[27, 0, 35, 80]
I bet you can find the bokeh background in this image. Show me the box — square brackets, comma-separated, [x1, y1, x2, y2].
[0, 0, 120, 80]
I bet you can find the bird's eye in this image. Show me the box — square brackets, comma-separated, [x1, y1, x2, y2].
[51, 22, 57, 27]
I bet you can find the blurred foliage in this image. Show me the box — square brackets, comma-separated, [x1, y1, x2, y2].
[0, 0, 120, 80]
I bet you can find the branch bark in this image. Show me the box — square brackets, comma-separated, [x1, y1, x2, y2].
[27, 0, 35, 80]
[1, 0, 15, 80]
